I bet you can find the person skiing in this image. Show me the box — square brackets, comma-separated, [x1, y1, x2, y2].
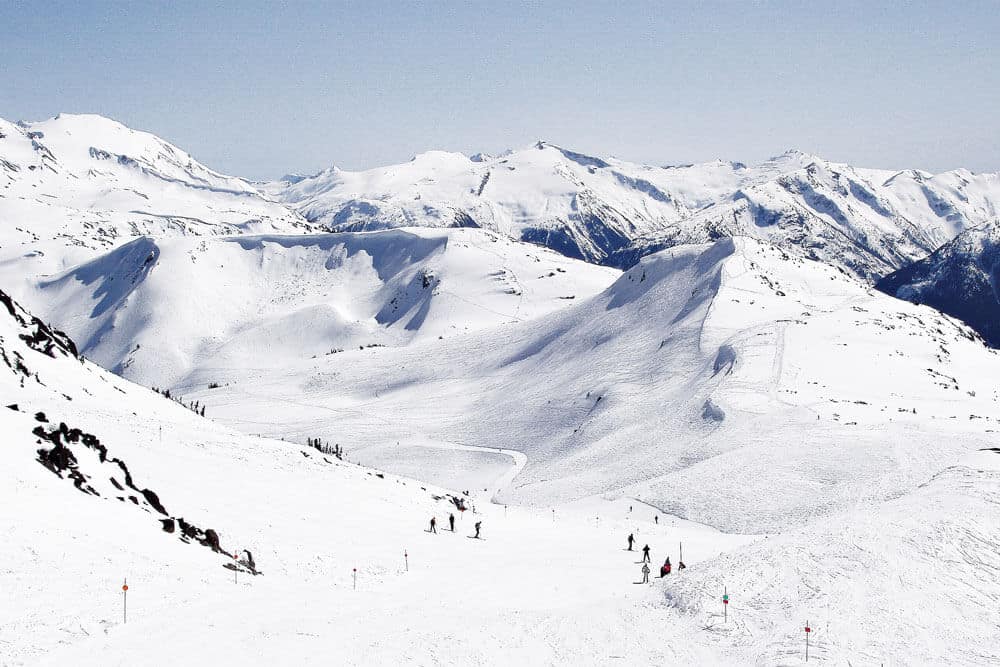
[627, 533, 635, 551]
[660, 557, 672, 577]
[678, 560, 687, 570]
[642, 544, 651, 562]
[654, 515, 659, 525]
[449, 513, 455, 532]
[474, 521, 481, 538]
[641, 562, 650, 583]
[429, 517, 437, 534]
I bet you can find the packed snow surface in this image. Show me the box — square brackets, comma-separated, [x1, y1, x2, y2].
[3, 285, 1000, 666]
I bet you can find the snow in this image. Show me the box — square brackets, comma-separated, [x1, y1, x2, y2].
[271, 141, 1000, 281]
[0, 113, 312, 301]
[29, 227, 618, 388]
[4, 113, 1000, 666]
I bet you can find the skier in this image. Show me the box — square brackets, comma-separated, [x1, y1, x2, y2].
[627, 533, 635, 551]
[678, 560, 687, 570]
[654, 515, 659, 525]
[429, 517, 437, 534]
[474, 521, 482, 538]
[641, 562, 650, 583]
[642, 544, 651, 562]
[660, 557, 672, 577]
[449, 513, 455, 532]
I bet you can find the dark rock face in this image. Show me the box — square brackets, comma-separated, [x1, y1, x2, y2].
[878, 223, 1000, 347]
[4, 286, 262, 575]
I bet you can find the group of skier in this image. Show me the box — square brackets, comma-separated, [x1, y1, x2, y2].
[429, 513, 481, 539]
[630, 532, 686, 583]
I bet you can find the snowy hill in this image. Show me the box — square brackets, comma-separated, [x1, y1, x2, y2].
[271, 144, 1000, 281]
[878, 220, 1000, 347]
[29, 227, 618, 388]
[0, 114, 312, 293]
[5, 285, 1000, 666]
[190, 237, 1000, 534]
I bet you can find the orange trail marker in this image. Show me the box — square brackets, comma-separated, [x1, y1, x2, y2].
[122, 578, 128, 624]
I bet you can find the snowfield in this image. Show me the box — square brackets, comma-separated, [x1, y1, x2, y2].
[3, 113, 1000, 666]
[4, 281, 1000, 666]
[188, 237, 1000, 534]
[30, 227, 618, 388]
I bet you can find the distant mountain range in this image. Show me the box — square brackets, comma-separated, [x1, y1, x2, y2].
[3, 113, 999, 345]
[268, 142, 1000, 282]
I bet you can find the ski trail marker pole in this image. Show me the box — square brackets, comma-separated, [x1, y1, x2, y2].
[405, 550, 408, 572]
[805, 620, 811, 661]
[679, 541, 683, 563]
[233, 552, 238, 584]
[122, 578, 128, 624]
[353, 567, 357, 590]
[723, 587, 728, 622]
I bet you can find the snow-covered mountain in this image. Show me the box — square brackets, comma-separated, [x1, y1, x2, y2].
[0, 114, 312, 293]
[878, 220, 1000, 346]
[7, 112, 1000, 664]
[29, 227, 618, 388]
[271, 143, 1000, 281]
[188, 236, 1000, 533]
[6, 252, 1000, 666]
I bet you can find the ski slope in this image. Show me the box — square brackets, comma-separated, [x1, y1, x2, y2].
[3, 286, 1000, 665]
[190, 238, 1000, 534]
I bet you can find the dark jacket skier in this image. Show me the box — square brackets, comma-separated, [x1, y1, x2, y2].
[449, 513, 455, 531]
[642, 544, 651, 562]
[429, 517, 437, 533]
[474, 521, 481, 538]
[627, 533, 635, 551]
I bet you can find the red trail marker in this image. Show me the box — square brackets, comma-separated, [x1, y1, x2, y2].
[805, 620, 812, 661]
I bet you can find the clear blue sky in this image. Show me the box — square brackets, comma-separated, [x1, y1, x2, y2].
[2, 1, 998, 178]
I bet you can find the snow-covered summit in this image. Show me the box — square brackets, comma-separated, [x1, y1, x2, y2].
[271, 142, 1000, 281]
[0, 113, 313, 294]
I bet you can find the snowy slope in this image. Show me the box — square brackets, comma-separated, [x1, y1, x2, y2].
[5, 244, 1000, 665]
[272, 144, 1000, 280]
[191, 237, 1000, 535]
[0, 114, 312, 293]
[878, 220, 1000, 346]
[29, 227, 618, 388]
